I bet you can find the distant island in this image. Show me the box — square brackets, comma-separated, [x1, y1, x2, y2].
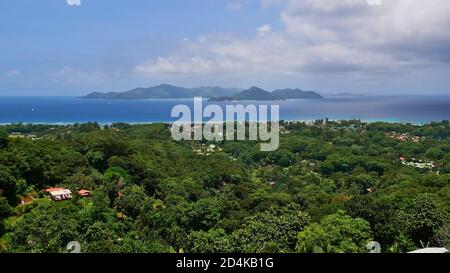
[210, 87, 323, 101]
[82, 84, 324, 101]
[83, 84, 240, 100]
[82, 84, 240, 100]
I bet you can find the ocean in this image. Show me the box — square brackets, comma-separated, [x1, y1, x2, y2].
[0, 95, 449, 124]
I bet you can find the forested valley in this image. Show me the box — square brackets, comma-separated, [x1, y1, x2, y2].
[0, 120, 449, 253]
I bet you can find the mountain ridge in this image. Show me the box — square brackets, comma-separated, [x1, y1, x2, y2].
[209, 87, 323, 101]
[82, 84, 323, 100]
[82, 84, 240, 100]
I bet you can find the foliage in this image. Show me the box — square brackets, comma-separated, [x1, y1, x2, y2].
[0, 197, 12, 221]
[296, 211, 373, 253]
[0, 120, 448, 253]
[396, 194, 447, 245]
[229, 204, 310, 253]
[0, 130, 8, 149]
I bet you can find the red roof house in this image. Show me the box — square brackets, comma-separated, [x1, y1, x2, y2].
[78, 189, 91, 197]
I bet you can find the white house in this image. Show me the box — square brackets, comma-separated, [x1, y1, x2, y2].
[408, 248, 448, 254]
[45, 188, 72, 201]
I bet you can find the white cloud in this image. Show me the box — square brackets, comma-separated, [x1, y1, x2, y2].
[135, 57, 220, 75]
[257, 24, 272, 36]
[133, 0, 450, 83]
[6, 69, 20, 77]
[52, 66, 105, 85]
[366, 0, 381, 6]
[66, 0, 81, 6]
[286, 0, 363, 13]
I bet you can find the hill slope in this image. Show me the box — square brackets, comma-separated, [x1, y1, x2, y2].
[209, 87, 324, 101]
[83, 84, 240, 99]
[83, 84, 323, 100]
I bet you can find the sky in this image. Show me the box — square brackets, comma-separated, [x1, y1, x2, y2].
[1, 0, 450, 96]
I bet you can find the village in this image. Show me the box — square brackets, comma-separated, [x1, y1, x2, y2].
[8, 132, 40, 140]
[192, 143, 223, 156]
[19, 187, 91, 205]
[387, 132, 425, 143]
[399, 156, 436, 170]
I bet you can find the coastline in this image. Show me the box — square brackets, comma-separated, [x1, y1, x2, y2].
[0, 95, 448, 125]
[0, 119, 437, 126]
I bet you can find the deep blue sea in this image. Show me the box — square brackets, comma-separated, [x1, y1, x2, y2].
[0, 96, 449, 124]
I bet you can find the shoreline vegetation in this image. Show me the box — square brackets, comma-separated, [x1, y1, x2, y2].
[0, 120, 449, 253]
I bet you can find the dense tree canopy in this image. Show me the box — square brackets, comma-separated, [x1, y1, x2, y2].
[0, 120, 448, 253]
[296, 211, 372, 253]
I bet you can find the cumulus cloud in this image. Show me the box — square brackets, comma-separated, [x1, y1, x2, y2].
[134, 0, 450, 81]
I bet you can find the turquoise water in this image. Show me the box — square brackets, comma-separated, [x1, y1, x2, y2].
[0, 95, 449, 124]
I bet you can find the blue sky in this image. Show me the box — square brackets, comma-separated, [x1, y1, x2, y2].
[1, 0, 450, 95]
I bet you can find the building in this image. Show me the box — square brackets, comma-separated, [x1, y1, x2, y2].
[20, 195, 35, 205]
[9, 132, 23, 138]
[78, 189, 91, 197]
[45, 187, 72, 201]
[408, 248, 448, 254]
